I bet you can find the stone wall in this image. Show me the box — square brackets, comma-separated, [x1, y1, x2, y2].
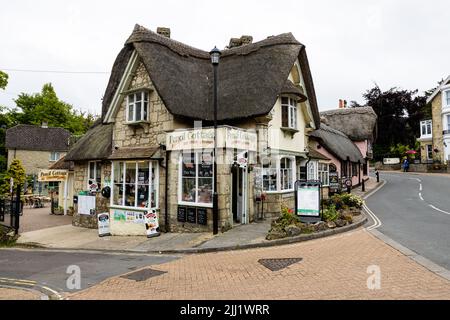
[432, 93, 444, 162]
[7, 149, 66, 175]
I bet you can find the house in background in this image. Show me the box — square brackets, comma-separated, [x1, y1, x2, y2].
[319, 106, 377, 177]
[5, 123, 71, 194]
[64, 24, 321, 235]
[309, 122, 365, 192]
[418, 75, 450, 164]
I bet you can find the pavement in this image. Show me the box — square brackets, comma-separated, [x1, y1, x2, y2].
[0, 287, 42, 300]
[16, 178, 379, 254]
[68, 228, 450, 300]
[19, 206, 72, 233]
[365, 171, 450, 270]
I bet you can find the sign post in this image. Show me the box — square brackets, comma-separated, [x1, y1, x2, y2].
[97, 212, 111, 237]
[295, 180, 322, 223]
[145, 209, 160, 238]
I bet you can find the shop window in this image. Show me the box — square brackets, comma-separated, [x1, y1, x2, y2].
[280, 157, 293, 190]
[179, 151, 213, 206]
[318, 163, 329, 186]
[88, 161, 102, 191]
[112, 161, 159, 209]
[307, 161, 317, 180]
[127, 91, 149, 123]
[281, 97, 297, 129]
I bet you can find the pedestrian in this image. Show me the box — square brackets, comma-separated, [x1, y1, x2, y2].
[402, 158, 409, 172]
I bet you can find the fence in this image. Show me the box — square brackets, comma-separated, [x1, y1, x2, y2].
[0, 186, 23, 235]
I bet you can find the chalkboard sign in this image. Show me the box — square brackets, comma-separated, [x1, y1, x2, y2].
[198, 163, 213, 177]
[182, 163, 196, 177]
[187, 207, 196, 223]
[177, 206, 186, 222]
[197, 208, 207, 225]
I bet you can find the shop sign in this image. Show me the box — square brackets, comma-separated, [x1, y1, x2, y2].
[145, 209, 160, 238]
[97, 212, 111, 237]
[38, 169, 68, 182]
[166, 127, 257, 151]
[236, 150, 248, 168]
[329, 172, 340, 192]
[383, 158, 400, 165]
[113, 209, 145, 224]
[295, 181, 321, 217]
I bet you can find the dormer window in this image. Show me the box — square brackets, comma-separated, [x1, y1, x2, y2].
[127, 91, 149, 123]
[281, 97, 297, 130]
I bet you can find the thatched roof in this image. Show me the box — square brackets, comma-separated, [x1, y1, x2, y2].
[108, 146, 161, 160]
[49, 156, 74, 170]
[280, 80, 307, 101]
[319, 107, 377, 141]
[5, 125, 71, 152]
[64, 121, 113, 161]
[310, 124, 363, 163]
[102, 25, 320, 127]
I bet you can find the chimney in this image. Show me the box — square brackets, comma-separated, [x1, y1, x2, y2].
[240, 35, 253, 45]
[157, 27, 171, 38]
[339, 99, 344, 108]
[228, 35, 253, 48]
[41, 121, 48, 128]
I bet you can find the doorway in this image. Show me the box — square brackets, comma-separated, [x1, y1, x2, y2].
[232, 165, 248, 224]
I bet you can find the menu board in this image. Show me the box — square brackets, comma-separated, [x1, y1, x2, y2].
[177, 206, 187, 222]
[329, 172, 340, 192]
[197, 208, 207, 225]
[198, 163, 213, 177]
[187, 207, 196, 223]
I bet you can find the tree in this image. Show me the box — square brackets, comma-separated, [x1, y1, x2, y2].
[0, 71, 7, 90]
[0, 158, 26, 195]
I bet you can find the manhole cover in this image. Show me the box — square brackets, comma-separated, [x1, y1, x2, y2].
[120, 268, 167, 281]
[258, 258, 302, 271]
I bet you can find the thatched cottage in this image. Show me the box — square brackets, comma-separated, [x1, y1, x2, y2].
[64, 25, 321, 235]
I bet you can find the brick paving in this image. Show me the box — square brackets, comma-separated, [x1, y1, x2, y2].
[69, 228, 450, 300]
[19, 207, 72, 233]
[0, 288, 41, 300]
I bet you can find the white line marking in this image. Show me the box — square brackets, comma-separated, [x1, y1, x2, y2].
[429, 205, 450, 215]
[419, 183, 423, 191]
[419, 193, 424, 201]
[364, 204, 382, 231]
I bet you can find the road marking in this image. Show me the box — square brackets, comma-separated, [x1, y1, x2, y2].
[419, 193, 424, 201]
[0, 278, 36, 285]
[364, 204, 382, 231]
[419, 183, 423, 191]
[429, 205, 450, 215]
[0, 277, 64, 300]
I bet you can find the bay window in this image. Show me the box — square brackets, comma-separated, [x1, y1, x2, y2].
[179, 151, 213, 206]
[112, 161, 159, 209]
[318, 163, 329, 186]
[127, 91, 149, 123]
[446, 91, 450, 107]
[88, 161, 102, 191]
[262, 156, 296, 192]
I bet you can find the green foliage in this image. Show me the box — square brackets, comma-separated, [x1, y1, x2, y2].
[322, 204, 339, 222]
[0, 71, 8, 90]
[0, 159, 26, 195]
[277, 205, 301, 228]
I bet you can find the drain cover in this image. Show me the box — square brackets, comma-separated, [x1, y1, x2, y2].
[258, 258, 302, 271]
[120, 268, 167, 281]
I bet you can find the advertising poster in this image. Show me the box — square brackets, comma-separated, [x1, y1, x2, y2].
[97, 212, 111, 237]
[145, 209, 160, 238]
[329, 172, 340, 192]
[296, 186, 320, 217]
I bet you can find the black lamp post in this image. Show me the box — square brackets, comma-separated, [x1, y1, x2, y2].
[209, 46, 221, 235]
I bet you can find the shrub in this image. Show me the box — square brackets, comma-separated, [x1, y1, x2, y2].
[329, 193, 364, 209]
[322, 204, 339, 222]
[277, 205, 301, 228]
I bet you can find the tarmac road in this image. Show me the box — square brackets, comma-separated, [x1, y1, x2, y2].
[366, 172, 450, 270]
[0, 248, 179, 297]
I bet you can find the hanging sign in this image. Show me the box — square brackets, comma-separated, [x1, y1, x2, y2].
[329, 172, 340, 192]
[144, 209, 160, 238]
[97, 212, 111, 237]
[236, 151, 248, 168]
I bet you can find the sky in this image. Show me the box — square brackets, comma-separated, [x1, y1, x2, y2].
[1, 0, 449, 115]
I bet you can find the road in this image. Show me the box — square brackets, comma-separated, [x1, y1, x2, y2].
[366, 172, 450, 270]
[0, 249, 179, 296]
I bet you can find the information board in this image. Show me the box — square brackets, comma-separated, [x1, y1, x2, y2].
[295, 181, 321, 218]
[197, 208, 207, 225]
[187, 207, 196, 223]
[77, 195, 96, 215]
[177, 206, 187, 222]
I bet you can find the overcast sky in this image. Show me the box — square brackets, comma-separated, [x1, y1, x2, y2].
[1, 0, 449, 115]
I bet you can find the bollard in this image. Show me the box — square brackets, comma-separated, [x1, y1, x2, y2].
[362, 179, 365, 192]
[376, 171, 380, 183]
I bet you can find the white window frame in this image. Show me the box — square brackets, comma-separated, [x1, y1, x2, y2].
[307, 161, 317, 181]
[281, 96, 297, 130]
[126, 91, 149, 123]
[426, 144, 433, 161]
[178, 151, 214, 208]
[87, 161, 102, 190]
[263, 156, 296, 193]
[110, 160, 159, 210]
[445, 90, 450, 108]
[446, 114, 450, 132]
[318, 163, 329, 186]
[420, 120, 432, 137]
[49, 152, 60, 162]
[279, 157, 294, 191]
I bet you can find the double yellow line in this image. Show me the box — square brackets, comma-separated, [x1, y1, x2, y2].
[0, 277, 37, 287]
[0, 277, 63, 300]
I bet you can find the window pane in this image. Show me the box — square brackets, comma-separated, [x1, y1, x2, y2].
[137, 162, 150, 185]
[135, 101, 142, 121]
[113, 162, 124, 184]
[144, 92, 148, 101]
[198, 178, 213, 204]
[125, 163, 136, 184]
[143, 101, 148, 121]
[128, 104, 134, 121]
[182, 178, 196, 202]
[113, 183, 123, 206]
[137, 185, 149, 208]
[151, 164, 158, 208]
[124, 183, 136, 207]
[95, 162, 101, 184]
[182, 153, 196, 177]
[135, 92, 142, 102]
[281, 97, 288, 105]
[198, 151, 213, 178]
[128, 94, 134, 104]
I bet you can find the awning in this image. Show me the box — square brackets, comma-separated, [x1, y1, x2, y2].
[108, 146, 161, 160]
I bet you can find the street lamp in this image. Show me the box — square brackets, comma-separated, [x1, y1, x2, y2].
[210, 46, 221, 235]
